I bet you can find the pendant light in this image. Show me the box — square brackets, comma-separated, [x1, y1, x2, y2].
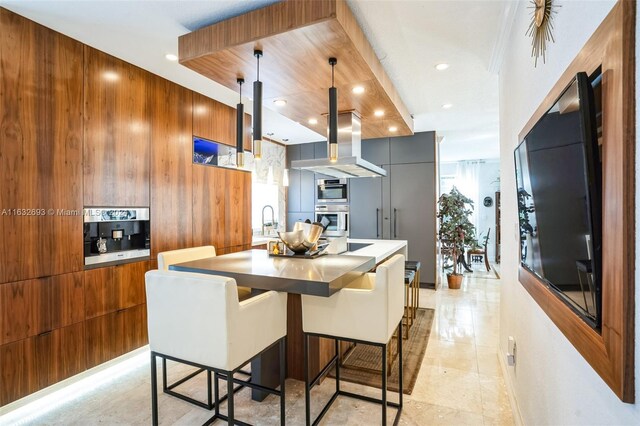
[236, 78, 245, 168]
[253, 50, 263, 160]
[328, 57, 338, 162]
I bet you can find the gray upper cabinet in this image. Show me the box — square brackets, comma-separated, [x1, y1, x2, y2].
[287, 169, 301, 212]
[300, 171, 315, 212]
[390, 131, 435, 164]
[286, 144, 300, 168]
[313, 141, 327, 159]
[300, 143, 315, 160]
[361, 137, 390, 166]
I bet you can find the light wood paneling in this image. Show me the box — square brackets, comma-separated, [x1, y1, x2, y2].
[0, 8, 84, 284]
[178, 0, 413, 139]
[516, 0, 635, 402]
[83, 46, 150, 207]
[150, 76, 194, 258]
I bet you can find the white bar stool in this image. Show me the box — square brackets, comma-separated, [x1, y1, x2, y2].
[301, 254, 405, 426]
[156, 246, 253, 410]
[145, 270, 288, 426]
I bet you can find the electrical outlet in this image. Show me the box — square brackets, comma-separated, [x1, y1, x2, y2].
[507, 336, 516, 366]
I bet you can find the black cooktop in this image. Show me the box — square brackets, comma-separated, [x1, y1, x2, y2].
[347, 243, 372, 252]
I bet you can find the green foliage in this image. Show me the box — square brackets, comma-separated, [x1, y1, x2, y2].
[437, 186, 476, 274]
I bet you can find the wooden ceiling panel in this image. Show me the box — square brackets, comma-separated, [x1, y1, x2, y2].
[179, 0, 413, 139]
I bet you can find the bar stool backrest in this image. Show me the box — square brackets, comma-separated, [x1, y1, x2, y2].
[145, 270, 238, 370]
[377, 254, 406, 340]
[157, 246, 216, 270]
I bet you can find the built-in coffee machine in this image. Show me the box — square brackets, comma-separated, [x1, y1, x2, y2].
[83, 207, 150, 267]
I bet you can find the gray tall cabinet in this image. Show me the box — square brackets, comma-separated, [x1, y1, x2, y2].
[350, 132, 437, 285]
[286, 131, 437, 285]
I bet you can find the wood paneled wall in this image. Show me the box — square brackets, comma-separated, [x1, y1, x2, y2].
[0, 8, 84, 284]
[0, 7, 253, 407]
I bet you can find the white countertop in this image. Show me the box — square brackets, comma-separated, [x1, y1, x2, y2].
[252, 236, 407, 265]
[344, 238, 408, 264]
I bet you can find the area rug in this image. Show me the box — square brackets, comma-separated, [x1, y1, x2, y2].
[329, 308, 434, 395]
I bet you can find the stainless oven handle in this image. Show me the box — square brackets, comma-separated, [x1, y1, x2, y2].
[393, 208, 397, 239]
[376, 208, 380, 238]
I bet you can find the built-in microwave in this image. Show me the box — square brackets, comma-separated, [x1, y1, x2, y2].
[315, 204, 349, 237]
[316, 178, 348, 204]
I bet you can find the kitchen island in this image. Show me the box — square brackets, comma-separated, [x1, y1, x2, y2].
[170, 239, 408, 399]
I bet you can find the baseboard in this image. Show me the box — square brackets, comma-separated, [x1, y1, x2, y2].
[498, 349, 525, 426]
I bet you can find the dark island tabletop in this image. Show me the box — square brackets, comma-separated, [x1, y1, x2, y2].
[168, 249, 377, 297]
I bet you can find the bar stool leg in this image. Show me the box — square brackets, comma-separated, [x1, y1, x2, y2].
[280, 337, 287, 426]
[304, 333, 311, 426]
[227, 372, 234, 426]
[398, 320, 403, 409]
[381, 343, 387, 426]
[151, 353, 158, 426]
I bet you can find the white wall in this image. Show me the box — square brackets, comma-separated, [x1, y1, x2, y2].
[498, 0, 640, 424]
[440, 160, 500, 259]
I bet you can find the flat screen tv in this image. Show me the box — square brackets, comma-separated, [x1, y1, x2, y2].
[514, 71, 602, 328]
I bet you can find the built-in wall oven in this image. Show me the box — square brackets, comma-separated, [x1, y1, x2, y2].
[316, 179, 348, 204]
[83, 207, 150, 267]
[315, 204, 349, 237]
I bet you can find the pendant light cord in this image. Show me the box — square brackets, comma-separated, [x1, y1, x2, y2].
[331, 62, 335, 88]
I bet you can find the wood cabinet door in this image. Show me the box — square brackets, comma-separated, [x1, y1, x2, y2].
[150, 77, 193, 258]
[0, 9, 84, 284]
[225, 169, 252, 248]
[193, 92, 235, 146]
[192, 166, 227, 250]
[193, 92, 252, 151]
[114, 261, 148, 310]
[0, 322, 85, 406]
[83, 46, 150, 207]
[0, 273, 84, 346]
[84, 261, 147, 319]
[84, 267, 117, 319]
[84, 304, 147, 369]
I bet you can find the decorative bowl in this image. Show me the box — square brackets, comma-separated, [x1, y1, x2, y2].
[278, 222, 324, 254]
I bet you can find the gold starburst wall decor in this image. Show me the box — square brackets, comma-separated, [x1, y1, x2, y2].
[526, 0, 560, 66]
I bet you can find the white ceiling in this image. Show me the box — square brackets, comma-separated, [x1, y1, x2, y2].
[0, 0, 506, 159]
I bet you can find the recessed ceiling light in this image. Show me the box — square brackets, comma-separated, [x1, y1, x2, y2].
[374, 110, 385, 117]
[165, 53, 178, 61]
[389, 126, 398, 132]
[435, 63, 449, 71]
[352, 86, 365, 94]
[273, 99, 287, 107]
[308, 118, 318, 125]
[442, 103, 453, 109]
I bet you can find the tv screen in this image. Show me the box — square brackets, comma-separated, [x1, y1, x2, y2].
[514, 71, 602, 328]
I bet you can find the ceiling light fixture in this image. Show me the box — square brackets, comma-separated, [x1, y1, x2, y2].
[165, 53, 178, 61]
[328, 57, 338, 163]
[308, 118, 318, 125]
[236, 78, 245, 168]
[374, 110, 384, 117]
[352, 85, 365, 94]
[435, 63, 449, 71]
[389, 126, 398, 132]
[253, 49, 263, 160]
[442, 103, 453, 109]
[274, 99, 287, 107]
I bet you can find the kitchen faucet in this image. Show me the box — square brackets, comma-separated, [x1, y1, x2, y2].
[262, 205, 276, 236]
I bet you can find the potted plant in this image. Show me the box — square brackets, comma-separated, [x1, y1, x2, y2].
[437, 187, 476, 289]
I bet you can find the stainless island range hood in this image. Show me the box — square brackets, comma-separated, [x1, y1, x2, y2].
[291, 112, 387, 178]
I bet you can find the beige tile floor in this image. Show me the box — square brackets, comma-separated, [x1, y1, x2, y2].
[3, 265, 514, 425]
